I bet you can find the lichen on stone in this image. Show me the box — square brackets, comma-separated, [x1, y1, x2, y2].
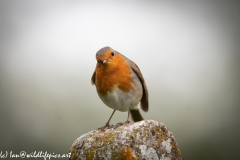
[69, 120, 182, 160]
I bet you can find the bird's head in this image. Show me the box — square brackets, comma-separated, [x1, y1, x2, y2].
[96, 46, 117, 65]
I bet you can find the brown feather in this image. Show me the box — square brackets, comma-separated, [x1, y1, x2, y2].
[130, 109, 144, 122]
[91, 70, 96, 85]
[122, 54, 149, 112]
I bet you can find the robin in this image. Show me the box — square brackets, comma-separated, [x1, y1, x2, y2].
[91, 46, 148, 129]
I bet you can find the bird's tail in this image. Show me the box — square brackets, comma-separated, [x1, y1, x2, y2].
[130, 109, 144, 122]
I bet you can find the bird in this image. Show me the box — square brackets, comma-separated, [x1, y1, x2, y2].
[91, 46, 148, 129]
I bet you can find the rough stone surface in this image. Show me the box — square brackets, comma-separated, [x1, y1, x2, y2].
[69, 120, 182, 160]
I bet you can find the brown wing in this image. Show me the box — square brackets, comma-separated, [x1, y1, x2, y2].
[91, 70, 96, 85]
[125, 56, 149, 112]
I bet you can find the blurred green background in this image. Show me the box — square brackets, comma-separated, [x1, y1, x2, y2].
[0, 0, 239, 159]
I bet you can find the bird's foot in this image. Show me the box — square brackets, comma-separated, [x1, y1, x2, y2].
[116, 120, 131, 126]
[124, 120, 131, 124]
[98, 122, 110, 130]
[116, 122, 124, 126]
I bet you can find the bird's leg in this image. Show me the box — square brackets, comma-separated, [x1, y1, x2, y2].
[124, 110, 131, 124]
[105, 109, 116, 126]
[117, 110, 131, 126]
[98, 110, 116, 130]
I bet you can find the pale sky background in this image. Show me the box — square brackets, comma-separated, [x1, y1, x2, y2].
[0, 1, 239, 159]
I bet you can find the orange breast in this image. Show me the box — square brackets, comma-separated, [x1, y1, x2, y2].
[95, 55, 134, 96]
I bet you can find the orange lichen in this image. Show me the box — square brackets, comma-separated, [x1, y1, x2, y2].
[85, 149, 95, 160]
[113, 147, 139, 160]
[69, 145, 79, 160]
[171, 141, 182, 157]
[69, 120, 182, 160]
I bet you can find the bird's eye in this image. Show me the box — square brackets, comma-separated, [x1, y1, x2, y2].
[111, 52, 114, 56]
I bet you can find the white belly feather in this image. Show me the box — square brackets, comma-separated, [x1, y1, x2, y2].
[97, 70, 143, 112]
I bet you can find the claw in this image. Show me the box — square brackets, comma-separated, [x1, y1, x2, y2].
[125, 120, 131, 124]
[98, 122, 110, 130]
[116, 122, 124, 126]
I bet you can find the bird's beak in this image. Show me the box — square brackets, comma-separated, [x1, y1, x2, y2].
[102, 59, 108, 64]
[96, 58, 108, 64]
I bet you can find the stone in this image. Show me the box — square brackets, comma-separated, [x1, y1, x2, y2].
[69, 120, 182, 160]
